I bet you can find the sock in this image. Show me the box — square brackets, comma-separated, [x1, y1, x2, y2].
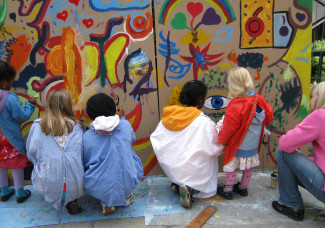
[16, 188, 27, 198]
[1, 186, 10, 196]
[240, 168, 253, 188]
[225, 171, 237, 192]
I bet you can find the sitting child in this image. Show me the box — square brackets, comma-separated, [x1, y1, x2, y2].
[150, 80, 224, 208]
[83, 93, 143, 215]
[27, 89, 85, 214]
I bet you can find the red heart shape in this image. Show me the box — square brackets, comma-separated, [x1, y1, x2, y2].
[69, 0, 80, 6]
[82, 19, 94, 28]
[187, 2, 203, 18]
[57, 10, 68, 21]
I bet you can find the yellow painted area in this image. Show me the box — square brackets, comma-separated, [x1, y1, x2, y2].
[27, 3, 41, 23]
[180, 30, 210, 46]
[82, 45, 99, 83]
[240, 0, 273, 48]
[27, 76, 41, 97]
[134, 140, 151, 151]
[142, 151, 155, 167]
[217, 62, 232, 71]
[283, 24, 312, 98]
[168, 85, 183, 106]
[104, 36, 127, 85]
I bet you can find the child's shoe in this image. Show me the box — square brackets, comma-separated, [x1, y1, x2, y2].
[170, 183, 180, 193]
[125, 192, 134, 206]
[101, 203, 116, 215]
[179, 185, 193, 208]
[217, 185, 233, 200]
[66, 199, 83, 215]
[233, 182, 248, 197]
[1, 189, 15, 202]
[16, 189, 31, 203]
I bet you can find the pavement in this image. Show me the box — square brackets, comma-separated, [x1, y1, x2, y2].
[34, 169, 325, 228]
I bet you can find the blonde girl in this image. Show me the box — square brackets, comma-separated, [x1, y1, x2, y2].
[27, 89, 85, 214]
[217, 67, 273, 199]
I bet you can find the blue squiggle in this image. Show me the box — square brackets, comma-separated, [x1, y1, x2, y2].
[89, 0, 149, 12]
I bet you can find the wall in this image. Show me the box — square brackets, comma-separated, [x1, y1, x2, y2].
[2, 0, 312, 175]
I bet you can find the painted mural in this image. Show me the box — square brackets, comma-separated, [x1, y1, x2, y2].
[3, 0, 161, 175]
[154, 0, 312, 169]
[1, 0, 312, 175]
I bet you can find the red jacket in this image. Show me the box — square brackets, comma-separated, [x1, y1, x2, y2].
[218, 94, 273, 165]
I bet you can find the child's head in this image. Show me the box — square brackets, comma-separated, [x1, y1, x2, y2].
[179, 80, 207, 109]
[310, 81, 325, 112]
[86, 93, 116, 120]
[0, 60, 16, 90]
[227, 67, 254, 99]
[40, 89, 77, 136]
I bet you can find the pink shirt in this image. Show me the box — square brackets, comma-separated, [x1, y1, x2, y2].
[279, 109, 325, 190]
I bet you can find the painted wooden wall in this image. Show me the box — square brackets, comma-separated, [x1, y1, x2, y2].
[2, 0, 312, 175]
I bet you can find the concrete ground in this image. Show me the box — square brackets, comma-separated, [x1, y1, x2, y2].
[36, 170, 325, 228]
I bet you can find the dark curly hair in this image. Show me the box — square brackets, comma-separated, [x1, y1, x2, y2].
[179, 80, 207, 107]
[0, 60, 16, 83]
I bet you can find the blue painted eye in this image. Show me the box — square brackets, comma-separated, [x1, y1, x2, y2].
[204, 96, 230, 110]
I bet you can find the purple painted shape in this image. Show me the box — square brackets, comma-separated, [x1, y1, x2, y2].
[296, 12, 306, 22]
[194, 8, 221, 30]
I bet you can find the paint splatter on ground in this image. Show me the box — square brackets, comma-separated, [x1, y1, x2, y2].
[0, 176, 185, 228]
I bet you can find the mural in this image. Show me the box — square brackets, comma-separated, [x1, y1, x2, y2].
[4, 0, 160, 175]
[1, 0, 312, 175]
[154, 0, 312, 169]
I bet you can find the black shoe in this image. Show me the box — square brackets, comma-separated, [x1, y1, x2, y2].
[272, 201, 304, 221]
[66, 199, 83, 215]
[233, 182, 248, 197]
[170, 183, 180, 193]
[217, 185, 233, 200]
[1, 189, 15, 202]
[16, 190, 31, 203]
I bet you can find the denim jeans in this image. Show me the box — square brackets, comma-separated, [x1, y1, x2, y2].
[277, 148, 325, 210]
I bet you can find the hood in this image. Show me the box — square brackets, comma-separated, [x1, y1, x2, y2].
[91, 115, 120, 135]
[0, 90, 8, 113]
[161, 105, 202, 131]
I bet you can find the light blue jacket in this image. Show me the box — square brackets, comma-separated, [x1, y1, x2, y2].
[83, 117, 143, 207]
[26, 119, 85, 211]
[0, 91, 35, 155]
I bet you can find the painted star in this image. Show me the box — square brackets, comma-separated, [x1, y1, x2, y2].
[181, 43, 224, 80]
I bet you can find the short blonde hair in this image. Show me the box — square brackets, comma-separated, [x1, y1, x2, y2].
[227, 67, 254, 99]
[313, 81, 325, 110]
[40, 89, 78, 136]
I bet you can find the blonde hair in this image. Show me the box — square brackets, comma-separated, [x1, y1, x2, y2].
[313, 81, 325, 110]
[227, 67, 254, 99]
[40, 89, 78, 136]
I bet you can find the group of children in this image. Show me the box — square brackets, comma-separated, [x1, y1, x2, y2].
[0, 59, 274, 215]
[0, 60, 143, 215]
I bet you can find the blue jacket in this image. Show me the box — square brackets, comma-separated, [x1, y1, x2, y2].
[83, 116, 143, 207]
[26, 119, 85, 211]
[0, 91, 35, 155]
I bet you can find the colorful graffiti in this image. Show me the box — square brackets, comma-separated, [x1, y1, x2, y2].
[1, 0, 312, 173]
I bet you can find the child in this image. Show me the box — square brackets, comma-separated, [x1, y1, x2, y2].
[0, 60, 35, 203]
[83, 93, 143, 215]
[26, 89, 85, 214]
[217, 67, 273, 199]
[150, 80, 224, 208]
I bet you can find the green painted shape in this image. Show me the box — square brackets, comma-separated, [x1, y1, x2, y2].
[297, 0, 312, 14]
[171, 12, 188, 30]
[0, 0, 7, 27]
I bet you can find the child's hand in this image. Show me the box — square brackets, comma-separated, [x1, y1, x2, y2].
[116, 106, 125, 118]
[28, 97, 36, 105]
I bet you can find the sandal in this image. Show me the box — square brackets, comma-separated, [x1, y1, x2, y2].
[1, 189, 15, 202]
[102, 203, 116, 215]
[16, 189, 31, 203]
